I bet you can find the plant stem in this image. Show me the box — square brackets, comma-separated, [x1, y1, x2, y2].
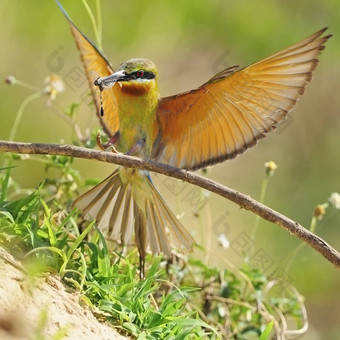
[250, 173, 270, 255]
[82, 0, 102, 50]
[9, 92, 42, 141]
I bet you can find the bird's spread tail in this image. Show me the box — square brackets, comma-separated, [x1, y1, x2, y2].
[73, 167, 194, 259]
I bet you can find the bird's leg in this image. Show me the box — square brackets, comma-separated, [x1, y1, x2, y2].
[126, 137, 146, 156]
[97, 131, 121, 154]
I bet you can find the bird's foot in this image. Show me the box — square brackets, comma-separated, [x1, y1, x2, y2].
[96, 132, 121, 154]
[125, 137, 146, 156]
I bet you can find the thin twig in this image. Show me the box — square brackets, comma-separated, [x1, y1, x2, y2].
[0, 139, 339, 268]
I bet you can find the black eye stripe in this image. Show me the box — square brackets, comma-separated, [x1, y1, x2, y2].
[129, 71, 156, 79]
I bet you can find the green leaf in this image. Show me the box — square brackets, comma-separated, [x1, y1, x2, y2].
[0, 210, 15, 224]
[259, 320, 274, 340]
[0, 165, 14, 202]
[123, 322, 140, 335]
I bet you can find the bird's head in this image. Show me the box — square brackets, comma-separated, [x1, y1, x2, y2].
[95, 58, 158, 96]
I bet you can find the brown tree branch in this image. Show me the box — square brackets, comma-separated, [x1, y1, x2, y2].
[0, 139, 339, 268]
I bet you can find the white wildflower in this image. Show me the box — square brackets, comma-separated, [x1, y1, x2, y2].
[218, 234, 230, 248]
[329, 192, 340, 209]
[44, 74, 64, 100]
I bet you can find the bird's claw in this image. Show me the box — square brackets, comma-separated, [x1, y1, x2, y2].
[96, 132, 105, 151]
[96, 132, 121, 154]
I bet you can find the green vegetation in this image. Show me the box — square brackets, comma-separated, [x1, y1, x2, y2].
[1, 153, 308, 339]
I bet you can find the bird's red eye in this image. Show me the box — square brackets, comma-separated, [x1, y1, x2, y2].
[137, 70, 144, 78]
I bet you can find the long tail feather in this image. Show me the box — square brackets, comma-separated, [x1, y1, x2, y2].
[73, 167, 195, 260]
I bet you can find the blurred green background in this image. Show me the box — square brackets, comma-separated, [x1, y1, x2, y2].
[1, 0, 339, 338]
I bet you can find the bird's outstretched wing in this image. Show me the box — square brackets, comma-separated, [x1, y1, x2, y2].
[57, 0, 119, 136]
[152, 28, 331, 170]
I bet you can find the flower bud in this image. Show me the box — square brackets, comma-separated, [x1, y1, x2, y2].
[264, 161, 278, 176]
[314, 204, 326, 220]
[5, 75, 16, 85]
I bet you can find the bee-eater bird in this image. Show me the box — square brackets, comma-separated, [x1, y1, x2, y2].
[57, 1, 331, 272]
